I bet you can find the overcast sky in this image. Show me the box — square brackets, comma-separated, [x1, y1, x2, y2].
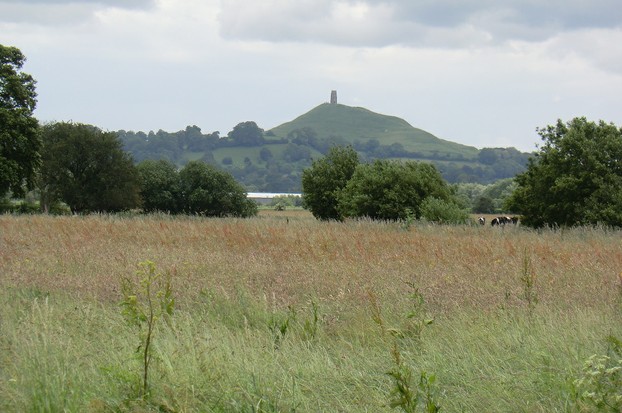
[2, 0, 621, 152]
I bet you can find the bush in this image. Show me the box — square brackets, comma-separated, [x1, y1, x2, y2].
[339, 160, 455, 221]
[179, 161, 257, 217]
[419, 197, 471, 224]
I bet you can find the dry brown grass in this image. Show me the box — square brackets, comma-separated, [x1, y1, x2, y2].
[1, 214, 621, 319]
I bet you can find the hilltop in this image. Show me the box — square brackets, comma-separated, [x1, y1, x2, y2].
[269, 103, 479, 160]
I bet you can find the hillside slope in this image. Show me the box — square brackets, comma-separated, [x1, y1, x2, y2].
[269, 103, 479, 159]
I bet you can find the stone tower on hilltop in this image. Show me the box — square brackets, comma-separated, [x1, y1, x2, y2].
[330, 90, 337, 104]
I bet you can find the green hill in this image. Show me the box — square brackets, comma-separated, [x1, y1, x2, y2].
[269, 103, 479, 160]
[119, 102, 532, 192]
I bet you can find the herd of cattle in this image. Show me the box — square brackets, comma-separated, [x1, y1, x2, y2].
[478, 216, 519, 226]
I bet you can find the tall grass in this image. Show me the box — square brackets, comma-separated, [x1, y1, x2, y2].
[1, 214, 621, 411]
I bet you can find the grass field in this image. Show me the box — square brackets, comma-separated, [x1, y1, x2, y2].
[1, 213, 621, 412]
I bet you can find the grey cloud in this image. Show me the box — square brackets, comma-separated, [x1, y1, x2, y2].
[384, 0, 622, 40]
[219, 0, 622, 47]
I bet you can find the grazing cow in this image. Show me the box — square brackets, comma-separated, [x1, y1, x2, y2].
[491, 216, 518, 226]
[478, 216, 486, 225]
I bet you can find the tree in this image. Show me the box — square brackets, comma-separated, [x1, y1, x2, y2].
[477, 148, 499, 165]
[301, 145, 359, 220]
[338, 160, 454, 221]
[0, 44, 41, 197]
[39, 122, 141, 213]
[227, 121, 265, 146]
[473, 195, 495, 214]
[283, 143, 311, 162]
[506, 118, 622, 228]
[178, 160, 257, 217]
[136, 159, 180, 213]
[259, 147, 273, 162]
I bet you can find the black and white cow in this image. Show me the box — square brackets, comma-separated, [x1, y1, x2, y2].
[478, 216, 486, 225]
[491, 216, 519, 226]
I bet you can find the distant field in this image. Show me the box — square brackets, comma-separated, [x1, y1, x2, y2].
[1, 214, 620, 412]
[258, 208, 313, 220]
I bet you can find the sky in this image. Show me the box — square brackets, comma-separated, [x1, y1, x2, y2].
[2, 0, 621, 152]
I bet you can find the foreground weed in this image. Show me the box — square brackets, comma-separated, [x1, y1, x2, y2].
[120, 260, 175, 398]
[379, 283, 433, 341]
[301, 300, 320, 341]
[520, 249, 538, 314]
[574, 354, 622, 411]
[268, 306, 296, 349]
[387, 343, 441, 413]
[371, 286, 441, 412]
[368, 289, 386, 333]
[402, 282, 434, 341]
[400, 208, 416, 231]
[573, 335, 622, 412]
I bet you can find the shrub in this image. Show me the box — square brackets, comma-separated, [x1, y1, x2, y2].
[419, 197, 470, 224]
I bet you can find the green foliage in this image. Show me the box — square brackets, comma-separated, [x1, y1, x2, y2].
[116, 104, 532, 193]
[259, 147, 274, 162]
[179, 160, 258, 217]
[473, 195, 495, 214]
[117, 107, 531, 193]
[519, 250, 538, 314]
[269, 195, 302, 209]
[268, 306, 296, 350]
[301, 145, 359, 220]
[419, 197, 470, 224]
[136, 159, 180, 213]
[39, 122, 141, 213]
[574, 339, 622, 412]
[120, 260, 174, 398]
[387, 345, 441, 413]
[302, 300, 320, 341]
[338, 160, 454, 221]
[0, 44, 41, 198]
[282, 143, 311, 162]
[0, 198, 40, 214]
[227, 121, 265, 146]
[270, 103, 477, 160]
[507, 118, 622, 228]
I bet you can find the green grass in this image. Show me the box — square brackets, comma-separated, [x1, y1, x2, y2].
[1, 290, 615, 412]
[269, 103, 479, 159]
[1, 215, 621, 411]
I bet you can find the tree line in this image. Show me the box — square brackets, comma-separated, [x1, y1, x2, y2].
[118, 123, 531, 193]
[37, 122, 257, 217]
[4, 44, 622, 228]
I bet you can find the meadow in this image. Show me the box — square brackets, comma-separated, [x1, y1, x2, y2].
[1, 212, 621, 412]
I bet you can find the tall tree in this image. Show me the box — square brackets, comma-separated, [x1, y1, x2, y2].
[40, 122, 141, 213]
[301, 145, 359, 220]
[507, 118, 622, 227]
[0, 44, 41, 197]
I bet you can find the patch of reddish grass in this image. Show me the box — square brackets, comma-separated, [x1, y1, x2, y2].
[1, 215, 621, 318]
